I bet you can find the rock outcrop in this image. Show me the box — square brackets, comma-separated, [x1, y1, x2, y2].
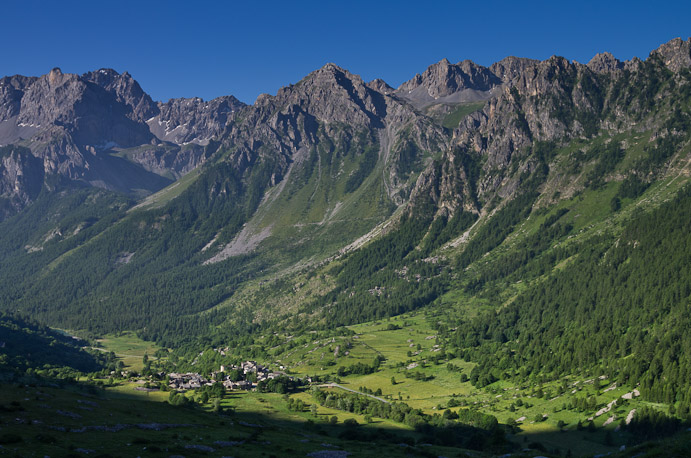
[406, 37, 691, 218]
[149, 95, 245, 146]
[0, 145, 43, 219]
[587, 52, 624, 74]
[650, 37, 691, 73]
[212, 62, 448, 203]
[1, 37, 689, 224]
[0, 67, 246, 217]
[396, 59, 504, 109]
[83, 68, 159, 122]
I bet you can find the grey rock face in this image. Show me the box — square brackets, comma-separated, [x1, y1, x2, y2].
[214, 63, 377, 187]
[125, 144, 206, 178]
[366, 78, 394, 94]
[15, 67, 154, 148]
[83, 68, 159, 122]
[84, 68, 247, 146]
[407, 38, 691, 223]
[650, 37, 691, 73]
[454, 56, 592, 169]
[216, 62, 447, 201]
[289, 63, 387, 127]
[408, 56, 607, 215]
[0, 67, 248, 217]
[587, 52, 624, 74]
[396, 59, 504, 109]
[0, 75, 37, 121]
[489, 56, 539, 82]
[0, 145, 43, 219]
[0, 76, 41, 145]
[149, 95, 245, 145]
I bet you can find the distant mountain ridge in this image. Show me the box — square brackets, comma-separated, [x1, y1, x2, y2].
[0, 38, 688, 344]
[1, 38, 689, 220]
[0, 67, 246, 218]
[1, 38, 691, 458]
[395, 56, 534, 108]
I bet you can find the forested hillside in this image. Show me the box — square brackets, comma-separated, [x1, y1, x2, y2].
[456, 186, 691, 402]
[0, 313, 107, 376]
[0, 39, 687, 348]
[0, 37, 690, 458]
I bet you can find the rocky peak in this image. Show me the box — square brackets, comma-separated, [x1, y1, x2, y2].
[150, 95, 246, 145]
[302, 62, 361, 90]
[508, 56, 581, 98]
[366, 78, 394, 94]
[315, 62, 344, 75]
[449, 53, 606, 200]
[8, 67, 157, 181]
[456, 59, 502, 90]
[490, 56, 539, 82]
[623, 57, 644, 73]
[0, 74, 37, 91]
[650, 37, 691, 73]
[47, 67, 65, 86]
[18, 69, 86, 126]
[273, 62, 386, 127]
[400, 57, 500, 96]
[0, 66, 255, 217]
[83, 68, 158, 121]
[300, 62, 357, 91]
[396, 58, 503, 108]
[0, 75, 37, 122]
[587, 52, 624, 74]
[545, 55, 573, 71]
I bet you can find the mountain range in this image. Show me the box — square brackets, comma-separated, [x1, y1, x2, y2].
[0, 66, 245, 217]
[1, 36, 691, 457]
[0, 37, 688, 330]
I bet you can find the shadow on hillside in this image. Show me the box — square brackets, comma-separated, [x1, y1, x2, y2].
[5, 378, 669, 458]
[3, 378, 516, 456]
[509, 426, 624, 457]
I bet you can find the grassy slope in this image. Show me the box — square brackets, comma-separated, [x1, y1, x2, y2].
[95, 332, 162, 371]
[437, 129, 691, 309]
[4, 380, 688, 458]
[2, 331, 470, 457]
[259, 311, 668, 457]
[441, 102, 485, 129]
[2, 142, 687, 458]
[131, 166, 203, 211]
[234, 128, 691, 456]
[230, 137, 395, 268]
[0, 381, 475, 458]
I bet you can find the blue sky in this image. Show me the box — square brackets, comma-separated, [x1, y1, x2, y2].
[2, 0, 689, 104]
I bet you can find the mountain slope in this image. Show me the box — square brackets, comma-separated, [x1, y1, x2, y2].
[0, 313, 105, 375]
[0, 62, 452, 342]
[200, 63, 449, 265]
[280, 37, 691, 416]
[0, 67, 247, 217]
[0, 38, 688, 352]
[0, 39, 690, 458]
